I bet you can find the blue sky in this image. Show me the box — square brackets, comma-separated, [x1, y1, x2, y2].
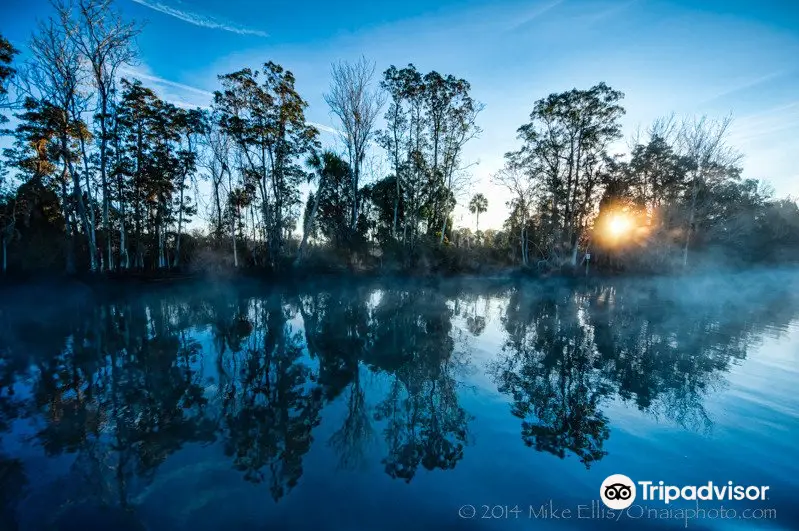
[2, 0, 798, 230]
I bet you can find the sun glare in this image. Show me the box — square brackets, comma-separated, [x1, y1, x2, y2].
[606, 213, 633, 238]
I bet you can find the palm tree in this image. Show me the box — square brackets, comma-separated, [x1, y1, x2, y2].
[468, 193, 488, 241]
[295, 150, 349, 266]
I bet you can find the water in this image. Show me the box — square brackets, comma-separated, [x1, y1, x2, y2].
[1, 271, 798, 531]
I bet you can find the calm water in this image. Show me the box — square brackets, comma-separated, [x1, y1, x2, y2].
[1, 272, 798, 531]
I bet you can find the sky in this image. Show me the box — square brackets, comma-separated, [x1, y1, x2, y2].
[2, 0, 798, 232]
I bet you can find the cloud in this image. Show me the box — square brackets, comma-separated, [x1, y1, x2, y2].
[129, 0, 269, 37]
[119, 67, 215, 98]
[309, 122, 342, 136]
[506, 0, 565, 33]
[700, 70, 792, 105]
[728, 101, 799, 143]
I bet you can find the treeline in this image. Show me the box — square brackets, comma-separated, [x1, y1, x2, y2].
[1, 0, 798, 277]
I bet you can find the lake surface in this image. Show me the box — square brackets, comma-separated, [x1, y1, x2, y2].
[1, 271, 798, 531]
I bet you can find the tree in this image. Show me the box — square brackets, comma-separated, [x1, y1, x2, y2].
[0, 34, 19, 273]
[493, 166, 534, 266]
[324, 57, 385, 237]
[0, 34, 17, 122]
[508, 83, 625, 266]
[172, 108, 206, 267]
[295, 150, 349, 266]
[468, 192, 487, 238]
[67, 0, 139, 270]
[377, 64, 481, 255]
[214, 63, 320, 269]
[27, 15, 98, 272]
[2, 98, 64, 273]
[676, 115, 741, 268]
[115, 78, 183, 269]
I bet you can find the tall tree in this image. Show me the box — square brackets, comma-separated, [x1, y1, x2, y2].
[377, 64, 481, 254]
[508, 83, 625, 266]
[0, 35, 19, 273]
[468, 192, 487, 237]
[676, 115, 741, 268]
[214, 63, 320, 268]
[28, 14, 98, 271]
[295, 150, 349, 266]
[0, 34, 17, 122]
[67, 0, 139, 270]
[115, 78, 181, 269]
[324, 57, 385, 236]
[493, 165, 535, 266]
[172, 108, 205, 267]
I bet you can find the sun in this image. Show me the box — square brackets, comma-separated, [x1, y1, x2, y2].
[606, 212, 633, 238]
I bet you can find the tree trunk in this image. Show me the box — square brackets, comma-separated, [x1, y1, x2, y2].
[79, 135, 100, 271]
[520, 226, 527, 267]
[100, 94, 112, 271]
[683, 173, 699, 269]
[64, 134, 97, 273]
[570, 236, 579, 266]
[174, 179, 185, 268]
[295, 180, 325, 267]
[351, 154, 359, 232]
[232, 204, 239, 268]
[393, 178, 400, 239]
[117, 170, 128, 270]
[213, 177, 223, 238]
[60, 169, 76, 274]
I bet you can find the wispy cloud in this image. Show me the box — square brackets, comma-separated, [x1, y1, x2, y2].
[119, 67, 215, 97]
[700, 70, 792, 105]
[309, 122, 342, 136]
[728, 101, 799, 143]
[506, 0, 565, 33]
[129, 0, 269, 37]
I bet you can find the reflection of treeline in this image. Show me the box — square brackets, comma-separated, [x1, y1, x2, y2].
[0, 281, 474, 527]
[491, 272, 799, 468]
[0, 275, 796, 527]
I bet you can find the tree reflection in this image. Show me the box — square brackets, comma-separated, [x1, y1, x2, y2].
[493, 276, 799, 467]
[217, 294, 323, 500]
[494, 286, 610, 467]
[0, 454, 26, 531]
[299, 287, 375, 470]
[0, 273, 795, 523]
[370, 288, 471, 482]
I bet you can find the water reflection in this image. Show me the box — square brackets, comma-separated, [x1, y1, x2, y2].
[0, 272, 797, 529]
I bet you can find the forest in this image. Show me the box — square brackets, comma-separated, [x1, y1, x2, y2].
[1, 0, 798, 279]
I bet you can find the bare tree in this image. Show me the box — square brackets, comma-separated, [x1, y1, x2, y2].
[203, 119, 240, 266]
[68, 0, 139, 270]
[28, 12, 97, 272]
[677, 115, 742, 268]
[202, 118, 230, 239]
[437, 99, 483, 243]
[493, 166, 535, 266]
[324, 57, 385, 232]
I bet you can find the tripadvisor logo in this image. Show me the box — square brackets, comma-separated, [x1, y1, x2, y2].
[599, 475, 771, 509]
[600, 474, 637, 509]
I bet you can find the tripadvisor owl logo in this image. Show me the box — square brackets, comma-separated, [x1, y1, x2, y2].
[600, 474, 637, 510]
